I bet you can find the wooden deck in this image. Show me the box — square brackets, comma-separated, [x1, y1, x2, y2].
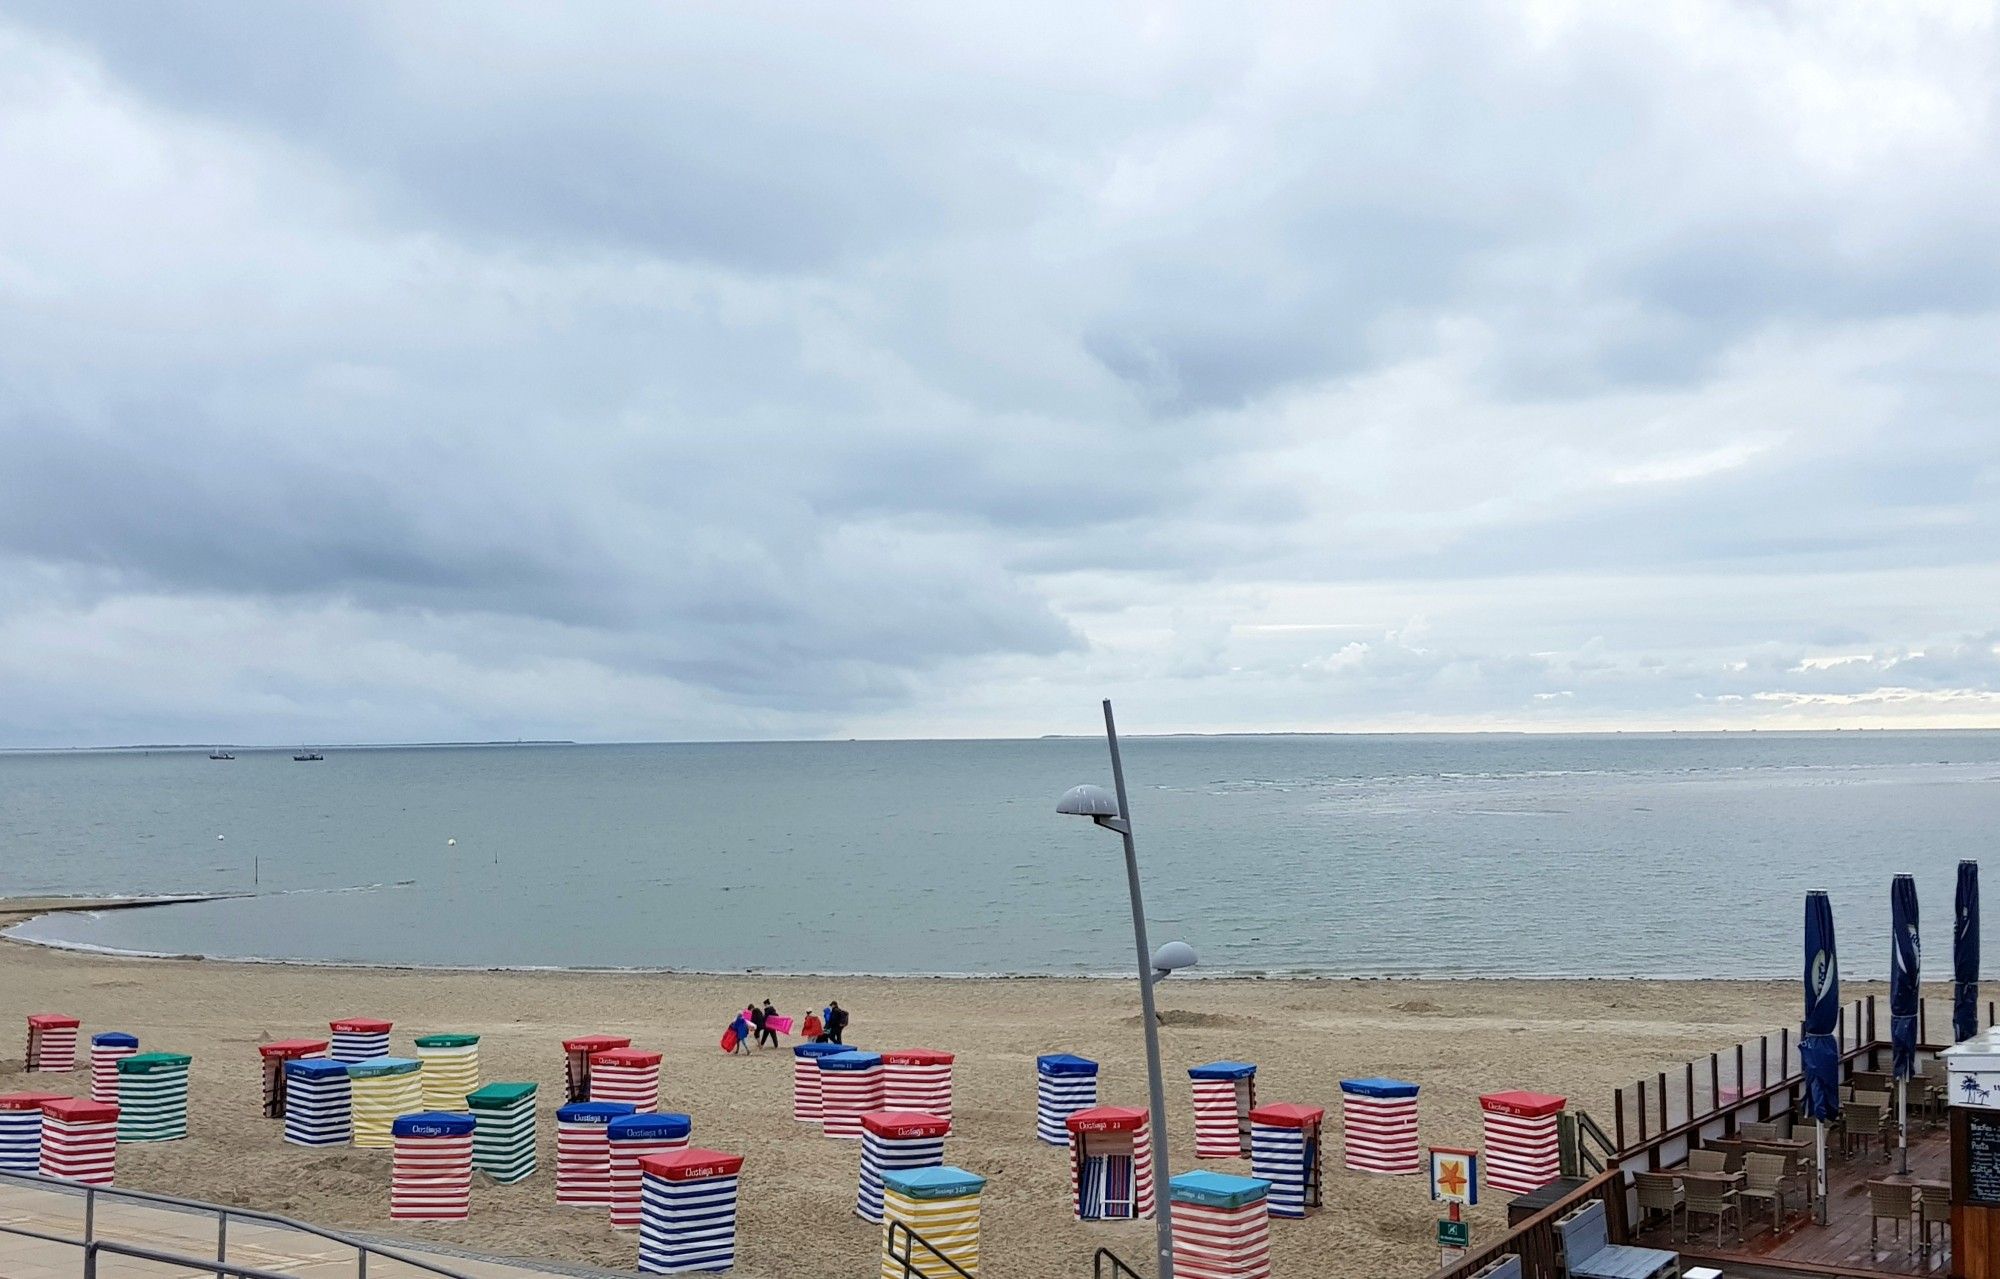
[1631, 1125, 1951, 1277]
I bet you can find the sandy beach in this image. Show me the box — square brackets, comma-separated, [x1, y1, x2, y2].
[0, 919, 1888, 1278]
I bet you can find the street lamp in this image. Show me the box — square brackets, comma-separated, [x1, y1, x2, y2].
[1058, 699, 1182, 1279]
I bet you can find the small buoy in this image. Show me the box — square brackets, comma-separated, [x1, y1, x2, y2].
[447, 838, 457, 847]
[217, 835, 226, 841]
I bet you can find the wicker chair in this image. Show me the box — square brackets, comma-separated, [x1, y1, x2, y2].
[1685, 1175, 1741, 1248]
[1688, 1150, 1727, 1175]
[1741, 1120, 1780, 1142]
[1870, 1180, 1915, 1258]
[1740, 1152, 1804, 1236]
[1636, 1172, 1685, 1237]
[1921, 1182, 1952, 1260]
[1844, 1102, 1884, 1160]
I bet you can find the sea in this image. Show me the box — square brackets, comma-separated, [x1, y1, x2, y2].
[2, 732, 1997, 980]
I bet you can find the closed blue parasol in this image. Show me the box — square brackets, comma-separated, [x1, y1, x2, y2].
[1890, 873, 1920, 1173]
[1800, 890, 1840, 1222]
[1957, 861, 1980, 1043]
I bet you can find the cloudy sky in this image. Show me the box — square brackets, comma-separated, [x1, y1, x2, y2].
[2, 1, 1998, 747]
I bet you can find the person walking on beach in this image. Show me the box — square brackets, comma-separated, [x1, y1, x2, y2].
[729, 1009, 752, 1055]
[825, 999, 849, 1045]
[746, 1000, 767, 1050]
[757, 999, 780, 1047]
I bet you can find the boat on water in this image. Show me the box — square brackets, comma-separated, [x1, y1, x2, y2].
[292, 750, 324, 762]
[208, 749, 235, 760]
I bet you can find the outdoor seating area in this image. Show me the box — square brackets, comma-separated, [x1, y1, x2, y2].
[1556, 1200, 1680, 1279]
[1629, 1111, 1952, 1276]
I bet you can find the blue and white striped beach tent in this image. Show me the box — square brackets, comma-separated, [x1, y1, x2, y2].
[638, 1147, 743, 1275]
[283, 1058, 352, 1147]
[1036, 1054, 1099, 1145]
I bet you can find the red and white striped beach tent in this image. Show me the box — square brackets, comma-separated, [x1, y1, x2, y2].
[555, 1100, 637, 1207]
[882, 1049, 954, 1127]
[1478, 1091, 1565, 1195]
[390, 1111, 475, 1222]
[1338, 1077, 1420, 1174]
[589, 1048, 662, 1111]
[1189, 1062, 1256, 1159]
[90, 1034, 138, 1104]
[608, 1112, 693, 1230]
[818, 1051, 885, 1140]
[1168, 1171, 1272, 1279]
[1066, 1106, 1156, 1221]
[26, 1014, 80, 1073]
[792, 1042, 852, 1124]
[258, 1039, 329, 1119]
[563, 1035, 630, 1104]
[40, 1097, 117, 1185]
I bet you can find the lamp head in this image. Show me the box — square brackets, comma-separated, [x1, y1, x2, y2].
[1152, 940, 1199, 979]
[1056, 784, 1120, 819]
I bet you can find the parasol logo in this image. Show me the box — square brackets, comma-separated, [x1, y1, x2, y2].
[1811, 950, 1834, 1001]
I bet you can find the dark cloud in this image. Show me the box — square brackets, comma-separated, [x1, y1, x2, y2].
[1, 2, 1998, 743]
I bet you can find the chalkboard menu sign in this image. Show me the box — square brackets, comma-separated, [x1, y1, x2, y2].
[1967, 1109, 2000, 1206]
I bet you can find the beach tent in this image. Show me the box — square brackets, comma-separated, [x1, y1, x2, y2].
[25, 1014, 80, 1072]
[1189, 1062, 1256, 1159]
[857, 1111, 949, 1223]
[259, 1040, 329, 1119]
[1035, 1054, 1099, 1146]
[880, 1166, 985, 1279]
[1958, 861, 1981, 1044]
[1067, 1106, 1156, 1221]
[0, 1092, 62, 1174]
[1249, 1103, 1324, 1218]
[1799, 890, 1841, 1223]
[90, 1033, 138, 1104]
[609, 1113, 693, 1230]
[555, 1100, 637, 1206]
[282, 1058, 352, 1147]
[564, 1035, 631, 1103]
[1891, 873, 1920, 1173]
[390, 1112, 475, 1221]
[1167, 1171, 1272, 1279]
[639, 1148, 743, 1275]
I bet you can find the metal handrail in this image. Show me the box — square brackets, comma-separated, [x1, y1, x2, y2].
[1094, 1245, 1149, 1279]
[0, 1168, 477, 1279]
[86, 1237, 298, 1279]
[885, 1218, 977, 1279]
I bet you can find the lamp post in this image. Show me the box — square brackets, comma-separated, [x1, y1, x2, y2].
[1058, 699, 1190, 1279]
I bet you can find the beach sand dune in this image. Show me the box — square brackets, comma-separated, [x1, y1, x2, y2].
[0, 938, 1882, 1278]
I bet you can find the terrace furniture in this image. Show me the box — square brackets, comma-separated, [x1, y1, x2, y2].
[1467, 1257, 1523, 1279]
[1744, 1139, 1814, 1208]
[1843, 1101, 1885, 1161]
[1687, 1150, 1727, 1175]
[1556, 1199, 1681, 1279]
[1635, 1172, 1684, 1237]
[1869, 1180, 1915, 1258]
[1919, 1181, 1952, 1261]
[1739, 1153, 1805, 1236]
[1681, 1174, 1742, 1249]
[1740, 1121, 1781, 1142]
[1705, 1137, 1748, 1170]
[1921, 1060, 1951, 1123]
[1852, 1071, 1891, 1094]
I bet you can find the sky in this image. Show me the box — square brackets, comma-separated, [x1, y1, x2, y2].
[2, 1, 1999, 747]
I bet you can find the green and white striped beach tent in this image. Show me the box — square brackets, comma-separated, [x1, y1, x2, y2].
[467, 1081, 537, 1184]
[116, 1052, 191, 1143]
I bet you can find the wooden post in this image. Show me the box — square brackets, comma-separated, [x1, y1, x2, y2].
[1637, 1079, 1648, 1141]
[1615, 1088, 1627, 1151]
[1761, 1038, 1770, 1091]
[1658, 1071, 1669, 1130]
[1685, 1061, 1696, 1124]
[1922, 997, 1929, 1046]
[1710, 1054, 1721, 1120]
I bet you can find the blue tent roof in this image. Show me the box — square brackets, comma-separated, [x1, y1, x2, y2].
[884, 1166, 987, 1199]
[1037, 1053, 1099, 1076]
[793, 1042, 852, 1059]
[1189, 1061, 1256, 1080]
[1169, 1171, 1272, 1209]
[556, 1101, 639, 1124]
[1340, 1077, 1419, 1099]
[391, 1112, 476, 1138]
[821, 1051, 883, 1071]
[285, 1057, 351, 1080]
[609, 1112, 693, 1141]
[91, 1032, 138, 1048]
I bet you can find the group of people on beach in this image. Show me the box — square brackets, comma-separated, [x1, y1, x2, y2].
[726, 997, 849, 1053]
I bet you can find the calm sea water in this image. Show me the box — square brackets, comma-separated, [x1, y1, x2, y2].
[3, 733, 1998, 978]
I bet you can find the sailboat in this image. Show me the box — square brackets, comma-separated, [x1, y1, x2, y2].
[292, 748, 324, 762]
[208, 748, 235, 760]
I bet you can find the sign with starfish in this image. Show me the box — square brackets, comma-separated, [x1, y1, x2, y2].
[1429, 1146, 1479, 1206]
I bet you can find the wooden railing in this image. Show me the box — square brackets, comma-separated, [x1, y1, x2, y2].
[1424, 1169, 1626, 1279]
